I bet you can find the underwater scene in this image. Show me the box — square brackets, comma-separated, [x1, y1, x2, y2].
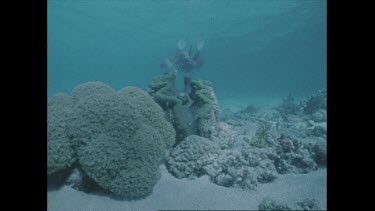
[47, 0, 326, 210]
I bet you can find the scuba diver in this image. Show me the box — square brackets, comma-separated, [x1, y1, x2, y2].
[160, 39, 205, 73]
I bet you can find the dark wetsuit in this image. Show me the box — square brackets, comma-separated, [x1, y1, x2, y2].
[174, 46, 201, 73]
[164, 44, 201, 73]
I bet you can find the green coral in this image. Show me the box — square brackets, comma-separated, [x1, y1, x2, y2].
[76, 125, 164, 198]
[189, 78, 220, 136]
[48, 82, 176, 198]
[148, 75, 220, 143]
[258, 198, 292, 210]
[118, 87, 176, 149]
[171, 103, 195, 143]
[303, 89, 327, 114]
[148, 73, 180, 109]
[148, 73, 194, 144]
[47, 93, 76, 176]
[249, 121, 272, 148]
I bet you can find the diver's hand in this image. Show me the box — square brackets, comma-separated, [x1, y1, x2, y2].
[177, 39, 186, 50]
[197, 39, 205, 51]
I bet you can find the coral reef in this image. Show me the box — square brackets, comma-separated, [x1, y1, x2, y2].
[302, 89, 327, 114]
[204, 148, 278, 190]
[166, 103, 322, 190]
[188, 78, 220, 137]
[48, 82, 175, 198]
[258, 198, 292, 210]
[166, 135, 221, 179]
[162, 84, 326, 194]
[47, 93, 76, 176]
[311, 109, 327, 122]
[48, 73, 326, 200]
[204, 122, 237, 149]
[148, 73, 179, 110]
[277, 93, 302, 118]
[307, 121, 327, 138]
[247, 120, 273, 148]
[306, 140, 327, 166]
[148, 74, 220, 144]
[167, 132, 279, 190]
[148, 73, 192, 144]
[258, 198, 321, 210]
[296, 198, 321, 210]
[274, 135, 318, 174]
[118, 87, 176, 149]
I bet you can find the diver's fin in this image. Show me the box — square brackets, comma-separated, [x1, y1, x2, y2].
[197, 39, 205, 51]
[177, 39, 186, 50]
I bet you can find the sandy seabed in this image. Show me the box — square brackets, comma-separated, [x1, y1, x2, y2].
[48, 164, 326, 211]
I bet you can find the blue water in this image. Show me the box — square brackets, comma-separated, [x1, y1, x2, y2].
[48, 0, 326, 101]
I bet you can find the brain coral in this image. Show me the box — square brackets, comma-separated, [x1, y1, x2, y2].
[49, 82, 175, 198]
[166, 135, 221, 179]
[76, 125, 164, 198]
[47, 93, 76, 175]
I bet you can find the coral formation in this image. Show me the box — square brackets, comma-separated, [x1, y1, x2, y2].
[161, 84, 326, 196]
[188, 78, 220, 137]
[302, 89, 327, 114]
[166, 102, 322, 190]
[247, 120, 273, 148]
[166, 135, 221, 179]
[296, 198, 321, 210]
[49, 72, 327, 200]
[258, 198, 292, 210]
[258, 197, 321, 210]
[148, 73, 192, 144]
[148, 73, 179, 110]
[297, 199, 321, 210]
[118, 87, 176, 149]
[277, 93, 302, 117]
[148, 74, 220, 144]
[167, 133, 279, 190]
[308, 122, 327, 138]
[48, 82, 175, 198]
[274, 135, 318, 174]
[204, 122, 237, 149]
[47, 93, 76, 176]
[311, 109, 327, 122]
[204, 148, 277, 190]
[306, 140, 327, 166]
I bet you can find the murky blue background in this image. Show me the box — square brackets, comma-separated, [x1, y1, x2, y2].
[48, 0, 326, 101]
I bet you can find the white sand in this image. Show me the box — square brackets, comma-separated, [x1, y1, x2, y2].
[48, 165, 326, 211]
